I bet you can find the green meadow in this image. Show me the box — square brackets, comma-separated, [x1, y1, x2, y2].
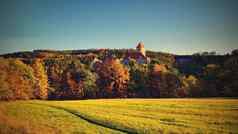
[0, 99, 238, 134]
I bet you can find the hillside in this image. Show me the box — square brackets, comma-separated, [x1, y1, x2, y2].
[0, 44, 238, 100]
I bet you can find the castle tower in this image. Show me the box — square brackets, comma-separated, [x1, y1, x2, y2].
[136, 41, 146, 56]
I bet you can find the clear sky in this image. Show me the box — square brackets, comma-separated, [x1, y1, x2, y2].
[0, 0, 237, 55]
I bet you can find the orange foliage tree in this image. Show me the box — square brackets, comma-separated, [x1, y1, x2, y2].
[0, 58, 36, 100]
[95, 57, 129, 98]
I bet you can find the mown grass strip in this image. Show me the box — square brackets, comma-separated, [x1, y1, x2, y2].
[29, 102, 135, 134]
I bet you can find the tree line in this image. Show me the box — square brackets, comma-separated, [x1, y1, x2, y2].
[0, 49, 238, 100]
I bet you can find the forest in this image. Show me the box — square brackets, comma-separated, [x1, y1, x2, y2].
[0, 48, 237, 100]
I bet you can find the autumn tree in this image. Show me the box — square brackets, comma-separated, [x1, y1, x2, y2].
[149, 64, 180, 97]
[62, 60, 97, 99]
[0, 58, 13, 100]
[45, 58, 97, 99]
[80, 68, 97, 98]
[31, 58, 49, 99]
[0, 58, 36, 100]
[127, 59, 149, 97]
[95, 57, 129, 98]
[148, 64, 167, 97]
[179, 75, 202, 97]
[45, 58, 76, 98]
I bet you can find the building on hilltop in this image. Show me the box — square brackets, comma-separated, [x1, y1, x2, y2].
[91, 42, 151, 70]
[123, 42, 150, 64]
[136, 41, 146, 57]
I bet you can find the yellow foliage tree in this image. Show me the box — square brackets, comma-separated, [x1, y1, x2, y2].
[31, 58, 48, 99]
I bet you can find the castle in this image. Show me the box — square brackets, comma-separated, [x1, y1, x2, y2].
[123, 42, 150, 64]
[136, 41, 146, 56]
[90, 42, 150, 69]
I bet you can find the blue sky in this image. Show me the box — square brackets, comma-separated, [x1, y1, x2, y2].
[0, 0, 237, 54]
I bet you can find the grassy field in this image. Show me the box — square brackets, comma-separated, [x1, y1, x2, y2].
[0, 99, 238, 134]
